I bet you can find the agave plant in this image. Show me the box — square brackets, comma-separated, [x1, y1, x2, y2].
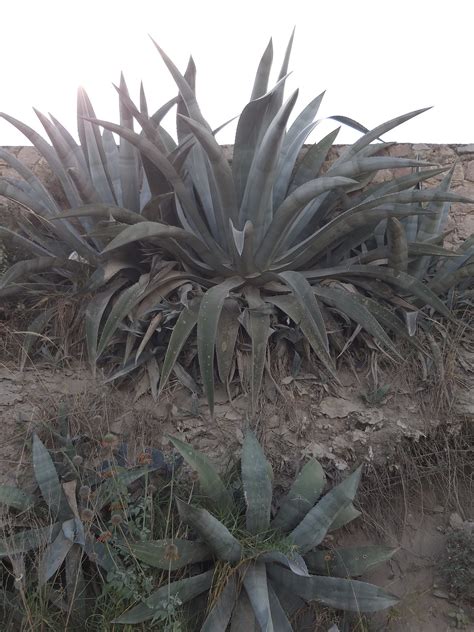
[0, 424, 162, 620]
[0, 74, 162, 300]
[70, 36, 473, 412]
[113, 430, 398, 629]
[1, 34, 472, 410]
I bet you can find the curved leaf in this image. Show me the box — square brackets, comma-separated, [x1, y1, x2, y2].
[216, 299, 240, 383]
[113, 570, 214, 624]
[159, 301, 200, 396]
[242, 430, 273, 534]
[268, 565, 398, 613]
[175, 499, 242, 562]
[127, 539, 211, 570]
[305, 545, 397, 578]
[0, 486, 35, 512]
[168, 436, 234, 514]
[197, 277, 244, 417]
[290, 467, 362, 553]
[32, 434, 70, 520]
[242, 562, 273, 631]
[271, 457, 326, 533]
[201, 574, 238, 632]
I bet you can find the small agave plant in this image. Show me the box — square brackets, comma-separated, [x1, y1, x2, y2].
[0, 424, 160, 619]
[114, 431, 398, 629]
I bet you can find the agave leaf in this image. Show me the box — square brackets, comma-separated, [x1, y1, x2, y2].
[201, 574, 238, 632]
[102, 128, 122, 207]
[85, 278, 126, 374]
[273, 92, 325, 209]
[268, 565, 398, 613]
[329, 157, 433, 180]
[77, 88, 117, 205]
[0, 112, 82, 208]
[267, 583, 293, 631]
[127, 539, 211, 570]
[359, 166, 449, 205]
[178, 114, 238, 230]
[328, 115, 371, 135]
[251, 39, 273, 100]
[0, 524, 60, 558]
[134, 312, 163, 363]
[239, 90, 299, 239]
[113, 570, 214, 624]
[101, 220, 224, 270]
[277, 271, 338, 380]
[216, 299, 240, 383]
[313, 285, 399, 357]
[230, 590, 258, 631]
[32, 434, 70, 520]
[430, 235, 474, 291]
[0, 227, 51, 259]
[411, 167, 455, 279]
[65, 543, 86, 624]
[197, 277, 244, 417]
[96, 279, 147, 357]
[304, 265, 453, 319]
[335, 108, 431, 166]
[175, 499, 242, 562]
[233, 76, 290, 207]
[168, 436, 234, 513]
[242, 562, 273, 631]
[159, 301, 200, 396]
[117, 74, 140, 212]
[271, 458, 326, 532]
[85, 117, 219, 251]
[242, 430, 273, 533]
[55, 203, 145, 225]
[328, 504, 361, 531]
[268, 295, 336, 380]
[38, 519, 75, 585]
[290, 128, 340, 192]
[0, 257, 81, 291]
[263, 27, 295, 126]
[290, 467, 362, 553]
[260, 551, 309, 577]
[305, 545, 398, 578]
[35, 108, 99, 216]
[244, 287, 272, 413]
[248, 308, 271, 413]
[0, 147, 60, 212]
[151, 39, 212, 132]
[387, 217, 408, 273]
[0, 486, 35, 512]
[259, 176, 357, 265]
[429, 262, 474, 295]
[279, 271, 327, 348]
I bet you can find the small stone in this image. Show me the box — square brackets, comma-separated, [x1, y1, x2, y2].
[432, 589, 450, 600]
[465, 161, 474, 182]
[432, 505, 445, 513]
[456, 144, 474, 154]
[449, 512, 464, 530]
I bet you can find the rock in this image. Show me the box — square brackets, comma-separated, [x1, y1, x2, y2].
[319, 396, 362, 418]
[449, 512, 465, 530]
[456, 144, 474, 154]
[465, 160, 474, 182]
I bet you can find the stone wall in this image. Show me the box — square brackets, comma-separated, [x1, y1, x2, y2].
[1, 143, 473, 244]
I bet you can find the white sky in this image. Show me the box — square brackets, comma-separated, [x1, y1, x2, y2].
[1, 0, 472, 146]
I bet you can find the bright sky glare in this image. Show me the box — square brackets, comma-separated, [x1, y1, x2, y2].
[2, 0, 472, 146]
